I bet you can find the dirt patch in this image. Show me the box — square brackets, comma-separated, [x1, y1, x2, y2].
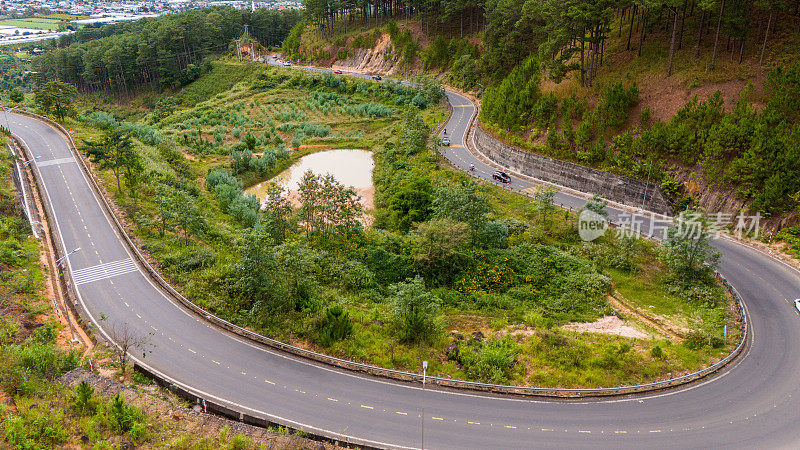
[561, 315, 649, 339]
[635, 72, 766, 124]
[609, 294, 688, 341]
[180, 149, 197, 161]
[331, 32, 399, 76]
[0, 391, 16, 414]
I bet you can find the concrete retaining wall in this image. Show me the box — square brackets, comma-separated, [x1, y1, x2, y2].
[474, 127, 673, 214]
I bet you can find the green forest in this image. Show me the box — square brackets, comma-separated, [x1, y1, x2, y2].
[32, 7, 301, 91]
[300, 0, 798, 81]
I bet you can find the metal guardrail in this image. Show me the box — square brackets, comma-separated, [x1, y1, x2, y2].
[12, 98, 749, 404]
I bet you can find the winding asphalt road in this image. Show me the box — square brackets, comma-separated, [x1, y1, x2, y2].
[9, 66, 800, 448]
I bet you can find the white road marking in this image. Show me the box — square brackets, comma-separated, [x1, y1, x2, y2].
[71, 258, 139, 285]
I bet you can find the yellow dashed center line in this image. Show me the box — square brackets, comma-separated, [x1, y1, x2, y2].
[505, 425, 516, 429]
[467, 421, 480, 425]
[241, 372, 247, 375]
[396, 411, 407, 415]
[265, 380, 275, 385]
[360, 405, 374, 410]
[615, 430, 627, 434]
[327, 398, 338, 402]
[650, 430, 662, 433]
[432, 417, 443, 421]
[212, 360, 220, 365]
[579, 430, 591, 433]
[187, 349, 196, 354]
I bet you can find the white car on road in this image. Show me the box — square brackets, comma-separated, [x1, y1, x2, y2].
[795, 299, 800, 313]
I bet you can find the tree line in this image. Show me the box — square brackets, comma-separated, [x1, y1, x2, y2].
[32, 7, 301, 92]
[302, 0, 799, 82]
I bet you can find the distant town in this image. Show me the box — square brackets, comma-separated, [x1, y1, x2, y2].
[0, 0, 302, 44]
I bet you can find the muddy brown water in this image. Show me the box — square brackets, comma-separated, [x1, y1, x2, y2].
[245, 149, 374, 205]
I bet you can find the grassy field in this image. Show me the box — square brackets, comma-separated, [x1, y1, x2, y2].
[0, 18, 62, 31]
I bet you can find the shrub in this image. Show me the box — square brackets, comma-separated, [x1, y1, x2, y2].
[411, 94, 426, 109]
[596, 82, 639, 130]
[206, 168, 241, 190]
[30, 324, 56, 344]
[228, 194, 261, 227]
[318, 305, 353, 347]
[16, 342, 80, 380]
[458, 337, 518, 384]
[74, 380, 96, 415]
[3, 411, 67, 448]
[389, 276, 439, 344]
[107, 394, 142, 433]
[532, 92, 559, 127]
[650, 345, 663, 358]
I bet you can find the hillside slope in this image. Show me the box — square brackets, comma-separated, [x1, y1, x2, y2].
[292, 15, 800, 230]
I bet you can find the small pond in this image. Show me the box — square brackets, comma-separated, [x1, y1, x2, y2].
[245, 149, 374, 202]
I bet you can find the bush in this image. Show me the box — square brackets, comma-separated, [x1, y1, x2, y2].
[74, 380, 96, 415]
[596, 82, 639, 130]
[15, 342, 80, 380]
[650, 345, 663, 358]
[458, 337, 518, 384]
[3, 410, 67, 448]
[318, 305, 353, 347]
[107, 394, 142, 433]
[389, 276, 439, 344]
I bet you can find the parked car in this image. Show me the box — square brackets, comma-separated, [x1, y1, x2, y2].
[371, 75, 382, 81]
[492, 171, 511, 183]
[282, 61, 291, 67]
[795, 298, 800, 313]
[272, 55, 279, 59]
[442, 137, 450, 146]
[333, 69, 343, 74]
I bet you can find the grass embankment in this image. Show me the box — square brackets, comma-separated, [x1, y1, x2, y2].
[58, 58, 739, 389]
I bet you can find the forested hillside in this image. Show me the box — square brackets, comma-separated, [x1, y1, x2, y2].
[300, 0, 799, 82]
[32, 7, 301, 91]
[294, 2, 800, 224]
